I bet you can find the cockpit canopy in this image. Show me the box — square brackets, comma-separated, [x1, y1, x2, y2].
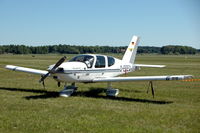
[69, 54, 115, 68]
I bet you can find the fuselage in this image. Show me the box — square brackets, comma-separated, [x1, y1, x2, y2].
[49, 54, 137, 83]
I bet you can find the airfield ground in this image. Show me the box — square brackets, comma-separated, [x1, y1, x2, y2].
[0, 54, 199, 133]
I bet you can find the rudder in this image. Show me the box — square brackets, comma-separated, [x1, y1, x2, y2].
[122, 36, 140, 64]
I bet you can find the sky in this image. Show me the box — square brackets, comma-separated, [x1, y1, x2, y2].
[0, 0, 199, 48]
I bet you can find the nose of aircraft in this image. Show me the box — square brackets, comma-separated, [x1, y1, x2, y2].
[47, 62, 87, 74]
[59, 62, 87, 70]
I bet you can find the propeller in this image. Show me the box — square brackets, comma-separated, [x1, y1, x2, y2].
[39, 56, 66, 85]
[147, 81, 155, 98]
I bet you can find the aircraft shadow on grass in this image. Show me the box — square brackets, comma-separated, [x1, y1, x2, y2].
[0, 87, 173, 104]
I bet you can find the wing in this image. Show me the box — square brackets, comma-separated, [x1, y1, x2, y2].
[134, 64, 165, 68]
[5, 65, 48, 75]
[93, 75, 193, 82]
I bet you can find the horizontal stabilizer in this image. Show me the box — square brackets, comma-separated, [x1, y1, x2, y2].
[134, 64, 165, 68]
[5, 65, 48, 75]
[93, 75, 193, 82]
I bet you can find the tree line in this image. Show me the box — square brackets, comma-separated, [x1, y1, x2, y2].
[0, 44, 198, 54]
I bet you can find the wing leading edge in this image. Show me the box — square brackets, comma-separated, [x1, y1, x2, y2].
[93, 75, 193, 82]
[5, 65, 48, 75]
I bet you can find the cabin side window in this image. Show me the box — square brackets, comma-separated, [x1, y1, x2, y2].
[107, 56, 115, 67]
[95, 56, 105, 68]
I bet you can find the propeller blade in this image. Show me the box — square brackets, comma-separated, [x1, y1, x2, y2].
[42, 80, 45, 89]
[51, 56, 66, 71]
[57, 82, 61, 87]
[39, 72, 50, 83]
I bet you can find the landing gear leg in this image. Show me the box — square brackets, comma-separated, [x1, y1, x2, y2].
[147, 81, 155, 98]
[106, 82, 119, 97]
[59, 82, 78, 97]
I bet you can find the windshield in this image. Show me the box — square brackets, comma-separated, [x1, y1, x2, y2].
[69, 55, 94, 68]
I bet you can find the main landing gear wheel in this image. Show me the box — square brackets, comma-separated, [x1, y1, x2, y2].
[106, 82, 119, 97]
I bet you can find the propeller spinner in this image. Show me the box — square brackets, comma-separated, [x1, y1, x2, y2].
[39, 56, 66, 84]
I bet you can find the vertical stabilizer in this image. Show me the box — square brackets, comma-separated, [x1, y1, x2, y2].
[122, 36, 140, 64]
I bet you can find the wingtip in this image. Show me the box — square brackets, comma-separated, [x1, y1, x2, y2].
[184, 75, 193, 79]
[5, 65, 16, 70]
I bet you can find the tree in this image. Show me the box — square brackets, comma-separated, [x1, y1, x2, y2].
[161, 45, 197, 54]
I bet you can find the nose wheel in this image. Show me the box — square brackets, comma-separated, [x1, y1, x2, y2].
[59, 83, 78, 97]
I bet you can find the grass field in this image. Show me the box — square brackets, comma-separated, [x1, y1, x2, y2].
[0, 54, 200, 133]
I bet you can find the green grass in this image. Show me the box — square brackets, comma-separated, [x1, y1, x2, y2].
[0, 54, 200, 133]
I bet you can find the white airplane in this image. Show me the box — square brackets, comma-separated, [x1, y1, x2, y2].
[5, 36, 192, 97]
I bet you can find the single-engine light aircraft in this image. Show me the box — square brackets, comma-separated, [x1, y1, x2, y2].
[5, 36, 192, 97]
